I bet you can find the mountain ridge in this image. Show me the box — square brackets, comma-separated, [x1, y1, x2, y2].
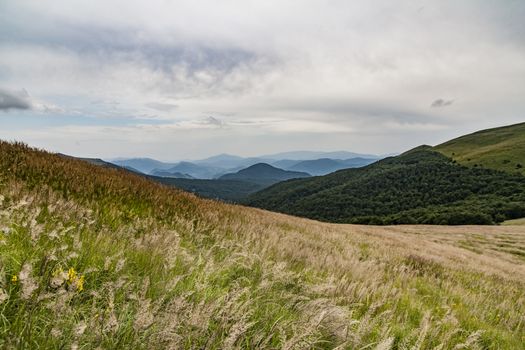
[219, 163, 311, 186]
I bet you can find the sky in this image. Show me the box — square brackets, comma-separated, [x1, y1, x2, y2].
[1, 0, 524, 161]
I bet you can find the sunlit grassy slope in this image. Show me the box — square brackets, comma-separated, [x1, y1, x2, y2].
[503, 218, 525, 226]
[435, 122, 525, 175]
[1, 141, 524, 349]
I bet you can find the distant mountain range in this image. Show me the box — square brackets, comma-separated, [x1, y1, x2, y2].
[151, 161, 224, 179]
[261, 150, 381, 160]
[109, 150, 382, 179]
[112, 158, 174, 174]
[287, 157, 376, 176]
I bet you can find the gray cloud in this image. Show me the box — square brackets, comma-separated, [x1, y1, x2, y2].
[0, 1, 524, 158]
[202, 116, 224, 127]
[431, 99, 454, 108]
[145, 102, 178, 112]
[0, 88, 31, 111]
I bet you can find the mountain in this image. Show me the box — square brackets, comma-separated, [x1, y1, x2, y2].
[287, 158, 342, 175]
[194, 153, 269, 169]
[108, 151, 382, 177]
[247, 146, 525, 225]
[149, 170, 194, 179]
[435, 122, 525, 175]
[288, 157, 377, 176]
[148, 163, 311, 201]
[340, 157, 379, 168]
[111, 157, 175, 174]
[219, 163, 311, 186]
[263, 150, 380, 160]
[162, 161, 224, 179]
[1, 140, 524, 349]
[270, 159, 302, 169]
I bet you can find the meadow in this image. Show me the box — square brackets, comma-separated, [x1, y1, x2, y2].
[0, 141, 524, 349]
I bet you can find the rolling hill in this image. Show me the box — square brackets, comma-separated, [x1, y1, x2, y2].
[218, 163, 311, 186]
[247, 146, 525, 225]
[435, 122, 525, 175]
[1, 140, 524, 348]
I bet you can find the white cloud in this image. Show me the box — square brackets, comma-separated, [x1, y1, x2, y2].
[0, 0, 524, 157]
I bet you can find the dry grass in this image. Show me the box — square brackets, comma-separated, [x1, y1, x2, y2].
[503, 218, 525, 226]
[0, 141, 524, 349]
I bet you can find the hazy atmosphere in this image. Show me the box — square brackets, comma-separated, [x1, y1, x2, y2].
[1, 0, 524, 160]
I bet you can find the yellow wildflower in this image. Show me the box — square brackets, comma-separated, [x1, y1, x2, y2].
[76, 275, 85, 292]
[11, 275, 17, 283]
[68, 267, 77, 283]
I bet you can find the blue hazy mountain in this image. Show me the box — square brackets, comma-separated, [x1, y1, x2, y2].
[150, 170, 194, 179]
[112, 158, 175, 174]
[262, 151, 380, 161]
[288, 158, 378, 176]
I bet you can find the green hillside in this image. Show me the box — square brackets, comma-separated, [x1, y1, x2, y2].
[435, 122, 525, 175]
[247, 146, 525, 225]
[1, 141, 525, 348]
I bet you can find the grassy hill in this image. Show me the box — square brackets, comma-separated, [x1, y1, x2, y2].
[247, 146, 525, 225]
[1, 141, 524, 348]
[435, 122, 525, 175]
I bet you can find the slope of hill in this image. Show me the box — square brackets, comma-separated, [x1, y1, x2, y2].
[288, 157, 377, 175]
[59, 154, 122, 170]
[0, 141, 524, 348]
[219, 163, 310, 186]
[247, 146, 525, 225]
[435, 122, 525, 175]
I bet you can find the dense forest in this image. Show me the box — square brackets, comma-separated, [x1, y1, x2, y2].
[247, 146, 525, 225]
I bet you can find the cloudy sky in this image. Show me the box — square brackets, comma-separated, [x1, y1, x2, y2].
[1, 0, 524, 160]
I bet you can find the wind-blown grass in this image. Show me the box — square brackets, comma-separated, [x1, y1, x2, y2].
[0, 141, 524, 349]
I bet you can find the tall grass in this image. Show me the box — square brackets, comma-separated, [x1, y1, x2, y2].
[0, 141, 524, 349]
